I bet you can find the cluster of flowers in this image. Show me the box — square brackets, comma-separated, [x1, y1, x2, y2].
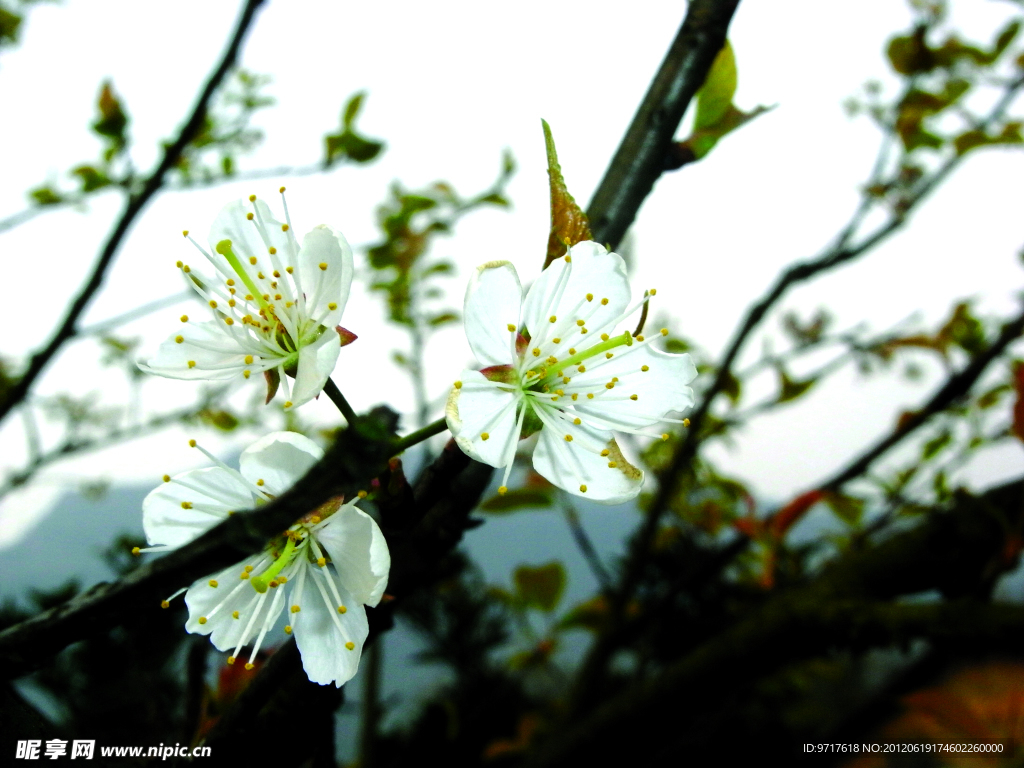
[137, 192, 696, 686]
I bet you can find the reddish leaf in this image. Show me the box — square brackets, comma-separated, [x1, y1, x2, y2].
[541, 119, 591, 269]
[770, 490, 824, 538]
[1012, 362, 1024, 442]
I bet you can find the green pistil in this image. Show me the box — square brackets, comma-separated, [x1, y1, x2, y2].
[250, 537, 299, 593]
[534, 331, 633, 387]
[215, 239, 271, 316]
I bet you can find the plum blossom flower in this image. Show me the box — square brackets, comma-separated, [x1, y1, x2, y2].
[140, 432, 389, 687]
[445, 242, 697, 504]
[139, 190, 356, 410]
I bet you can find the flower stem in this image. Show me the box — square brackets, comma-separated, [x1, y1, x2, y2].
[323, 377, 358, 425]
[392, 417, 448, 453]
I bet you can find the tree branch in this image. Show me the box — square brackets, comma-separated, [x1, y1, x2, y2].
[0, 0, 267, 427]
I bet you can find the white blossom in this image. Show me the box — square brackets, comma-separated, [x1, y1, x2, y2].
[139, 192, 356, 410]
[446, 242, 697, 503]
[141, 432, 389, 687]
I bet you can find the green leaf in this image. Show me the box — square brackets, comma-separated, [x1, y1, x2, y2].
[559, 595, 609, 633]
[922, 430, 952, 459]
[821, 491, 864, 525]
[325, 92, 384, 166]
[92, 81, 129, 158]
[514, 562, 566, 613]
[343, 91, 365, 128]
[694, 41, 737, 132]
[0, 6, 22, 45]
[199, 409, 240, 432]
[28, 185, 62, 206]
[676, 104, 773, 163]
[480, 488, 553, 514]
[71, 165, 111, 193]
[777, 370, 816, 403]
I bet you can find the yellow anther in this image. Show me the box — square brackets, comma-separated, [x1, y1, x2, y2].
[454, 380, 463, 389]
[249, 256, 258, 265]
[578, 365, 586, 372]
[279, 186, 286, 193]
[601, 333, 609, 341]
[576, 319, 585, 327]
[564, 434, 573, 442]
[227, 656, 236, 665]
[245, 565, 254, 572]
[498, 486, 508, 495]
[208, 580, 218, 588]
[244, 355, 254, 364]
[282, 223, 290, 232]
[183, 265, 191, 273]
[328, 302, 338, 310]
[586, 293, 594, 301]
[245, 294, 254, 301]
[284, 401, 293, 408]
[176, 260, 183, 268]
[317, 557, 326, 567]
[131, 546, 140, 556]
[228, 299, 236, 307]
[636, 334, 645, 342]
[257, 272, 265, 279]
[225, 317, 234, 325]
[161, 600, 170, 609]
[581, 328, 588, 334]
[565, 255, 572, 263]
[630, 394, 638, 401]
[507, 323, 516, 332]
[533, 348, 541, 357]
[179, 314, 189, 323]
[553, 337, 561, 344]
[163, 474, 171, 482]
[547, 356, 558, 365]
[684, 418, 691, 427]
[649, 288, 657, 296]
[345, 642, 356, 651]
[226, 278, 235, 286]
[571, 393, 578, 401]
[286, 266, 294, 273]
[606, 352, 613, 359]
[612, 377, 619, 382]
[189, 439, 197, 447]
[555, 389, 564, 396]
[481, 432, 490, 441]
[175, 335, 184, 344]
[608, 461, 618, 468]
[563, 376, 571, 384]
[662, 433, 670, 441]
[569, 348, 577, 355]
[243, 370, 251, 379]
[549, 315, 557, 323]
[358, 490, 368, 499]
[268, 247, 277, 255]
[256, 478, 264, 486]
[284, 625, 292, 634]
[262, 294, 269, 301]
[641, 365, 650, 372]
[245, 663, 254, 670]
[605, 382, 615, 389]
[248, 194, 256, 202]
[291, 605, 301, 613]
[338, 605, 347, 614]
[268, 580, 278, 588]
[601, 298, 609, 305]
[587, 393, 594, 399]
[208, 300, 218, 309]
[246, 212, 254, 220]
[181, 501, 193, 509]
[318, 262, 328, 270]
[232, 611, 239, 619]
[182, 230, 189, 237]
[661, 328, 669, 336]
[573, 417, 581, 425]
[273, 270, 280, 278]
[579, 484, 587, 493]
[601, 449, 610, 457]
[198, 616, 207, 625]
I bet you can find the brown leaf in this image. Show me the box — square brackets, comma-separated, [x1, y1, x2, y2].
[541, 119, 591, 269]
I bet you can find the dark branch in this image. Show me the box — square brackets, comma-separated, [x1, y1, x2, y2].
[586, 0, 742, 249]
[0, 0, 267, 427]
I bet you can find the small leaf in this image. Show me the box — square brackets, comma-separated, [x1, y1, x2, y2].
[541, 119, 591, 269]
[1012, 362, 1024, 442]
[559, 595, 609, 633]
[92, 81, 129, 156]
[694, 41, 737, 132]
[199, 409, 240, 432]
[514, 562, 566, 613]
[427, 312, 459, 327]
[28, 185, 62, 206]
[264, 368, 280, 404]
[777, 369, 816, 403]
[821, 491, 865, 525]
[71, 165, 111, 193]
[480, 488, 552, 514]
[343, 91, 365, 128]
[922, 430, 952, 459]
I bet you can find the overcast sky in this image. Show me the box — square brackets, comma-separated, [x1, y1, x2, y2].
[1, 0, 1022, 546]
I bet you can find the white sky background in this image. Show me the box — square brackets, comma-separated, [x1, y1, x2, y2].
[0, 0, 1022, 546]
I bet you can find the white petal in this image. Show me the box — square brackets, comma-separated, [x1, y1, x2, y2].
[569, 346, 697, 430]
[532, 412, 643, 504]
[139, 321, 259, 381]
[445, 370, 521, 467]
[294, 568, 368, 686]
[521, 242, 631, 343]
[463, 260, 521, 367]
[290, 330, 342, 407]
[238, 431, 323, 495]
[143, 467, 255, 548]
[298, 225, 354, 330]
[184, 556, 274, 651]
[313, 502, 390, 607]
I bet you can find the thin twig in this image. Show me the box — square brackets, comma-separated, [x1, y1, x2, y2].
[560, 498, 612, 591]
[0, 0, 268, 427]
